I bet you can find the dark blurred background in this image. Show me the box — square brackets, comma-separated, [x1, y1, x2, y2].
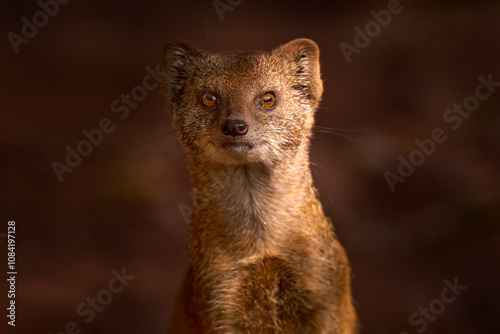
[1, 0, 499, 333]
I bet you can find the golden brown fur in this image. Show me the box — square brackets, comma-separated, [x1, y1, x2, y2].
[162, 38, 358, 333]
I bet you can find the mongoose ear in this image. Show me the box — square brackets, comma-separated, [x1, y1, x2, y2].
[162, 41, 204, 111]
[272, 38, 323, 104]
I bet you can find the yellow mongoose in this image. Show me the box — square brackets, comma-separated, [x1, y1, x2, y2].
[162, 38, 358, 333]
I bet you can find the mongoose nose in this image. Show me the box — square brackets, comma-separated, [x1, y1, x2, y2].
[222, 119, 248, 136]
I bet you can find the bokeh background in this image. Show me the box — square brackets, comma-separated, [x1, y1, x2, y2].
[1, 0, 499, 333]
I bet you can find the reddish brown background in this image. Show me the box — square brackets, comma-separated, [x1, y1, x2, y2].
[1, 0, 499, 333]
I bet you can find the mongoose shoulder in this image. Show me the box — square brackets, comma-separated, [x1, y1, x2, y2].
[162, 38, 358, 334]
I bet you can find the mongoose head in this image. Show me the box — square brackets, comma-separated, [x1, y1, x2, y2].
[161, 38, 323, 166]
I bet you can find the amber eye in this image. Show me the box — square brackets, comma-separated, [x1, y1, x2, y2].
[202, 93, 217, 107]
[260, 92, 276, 109]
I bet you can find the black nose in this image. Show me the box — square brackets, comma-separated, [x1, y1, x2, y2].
[222, 119, 248, 136]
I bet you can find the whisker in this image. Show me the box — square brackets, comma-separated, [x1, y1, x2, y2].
[132, 129, 177, 147]
[310, 158, 328, 173]
[310, 158, 334, 206]
[109, 130, 177, 155]
[310, 159, 334, 206]
[316, 130, 366, 145]
[313, 125, 370, 145]
[165, 141, 182, 165]
[157, 145, 185, 184]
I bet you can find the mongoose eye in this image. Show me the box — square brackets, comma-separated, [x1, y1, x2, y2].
[202, 93, 217, 107]
[260, 92, 276, 109]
